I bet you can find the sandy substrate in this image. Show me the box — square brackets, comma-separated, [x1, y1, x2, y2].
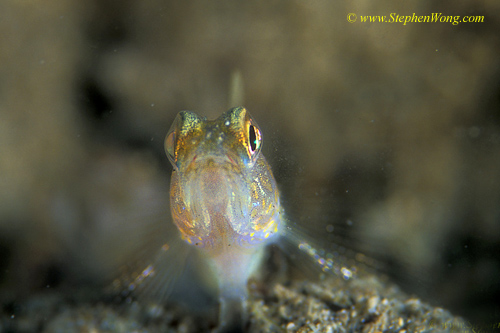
[1, 275, 468, 333]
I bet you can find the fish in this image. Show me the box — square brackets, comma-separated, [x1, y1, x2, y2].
[118, 107, 361, 332]
[165, 107, 282, 330]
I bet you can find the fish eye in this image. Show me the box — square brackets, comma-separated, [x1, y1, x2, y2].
[164, 130, 176, 162]
[248, 123, 262, 156]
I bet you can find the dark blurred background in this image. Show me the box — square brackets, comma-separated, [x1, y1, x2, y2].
[0, 0, 499, 328]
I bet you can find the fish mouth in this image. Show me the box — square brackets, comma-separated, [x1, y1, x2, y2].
[188, 158, 247, 208]
[186, 152, 240, 172]
[179, 152, 251, 230]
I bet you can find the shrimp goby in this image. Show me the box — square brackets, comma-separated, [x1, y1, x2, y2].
[164, 107, 284, 329]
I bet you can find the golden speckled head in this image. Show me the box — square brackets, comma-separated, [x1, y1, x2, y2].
[165, 107, 263, 172]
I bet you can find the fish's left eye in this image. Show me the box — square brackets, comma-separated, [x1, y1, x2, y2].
[248, 123, 262, 156]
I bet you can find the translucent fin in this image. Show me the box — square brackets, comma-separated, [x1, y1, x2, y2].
[98, 202, 192, 304]
[228, 70, 244, 108]
[278, 216, 384, 283]
[95, 202, 216, 311]
[115, 237, 192, 304]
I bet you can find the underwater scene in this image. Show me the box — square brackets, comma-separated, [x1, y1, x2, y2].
[0, 1, 498, 332]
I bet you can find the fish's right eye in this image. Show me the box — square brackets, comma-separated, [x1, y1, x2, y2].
[164, 129, 176, 163]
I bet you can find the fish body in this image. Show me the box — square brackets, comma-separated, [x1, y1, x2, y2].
[164, 107, 283, 329]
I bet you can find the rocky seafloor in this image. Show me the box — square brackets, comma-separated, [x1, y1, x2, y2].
[1, 275, 469, 333]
